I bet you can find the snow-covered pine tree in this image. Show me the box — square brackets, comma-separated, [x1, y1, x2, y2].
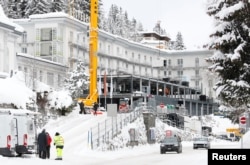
[50, 0, 67, 13]
[25, 0, 50, 16]
[173, 32, 186, 50]
[6, 0, 18, 18]
[206, 0, 250, 109]
[153, 21, 165, 35]
[107, 4, 119, 35]
[0, 0, 25, 19]
[64, 61, 89, 100]
[0, 0, 9, 16]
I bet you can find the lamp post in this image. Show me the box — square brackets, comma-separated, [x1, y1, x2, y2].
[200, 105, 203, 136]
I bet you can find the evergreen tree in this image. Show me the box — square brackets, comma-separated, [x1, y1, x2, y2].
[153, 21, 166, 35]
[0, 0, 9, 16]
[1, 0, 21, 19]
[19, 0, 28, 18]
[50, 0, 67, 13]
[7, 0, 17, 18]
[64, 61, 89, 100]
[107, 4, 119, 35]
[25, 0, 50, 16]
[206, 0, 250, 109]
[173, 32, 186, 50]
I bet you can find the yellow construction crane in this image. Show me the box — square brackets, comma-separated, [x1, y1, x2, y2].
[78, 0, 98, 107]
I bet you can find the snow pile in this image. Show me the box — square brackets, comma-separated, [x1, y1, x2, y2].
[0, 71, 34, 109]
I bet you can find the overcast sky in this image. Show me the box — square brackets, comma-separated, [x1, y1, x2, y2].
[102, 0, 214, 49]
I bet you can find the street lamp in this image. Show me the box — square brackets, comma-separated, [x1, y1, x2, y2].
[200, 105, 203, 136]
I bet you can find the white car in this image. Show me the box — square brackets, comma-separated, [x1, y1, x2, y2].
[193, 137, 211, 149]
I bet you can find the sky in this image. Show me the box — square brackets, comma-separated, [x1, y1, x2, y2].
[102, 0, 214, 49]
[1, 74, 250, 165]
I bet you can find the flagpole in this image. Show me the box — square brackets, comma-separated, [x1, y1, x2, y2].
[110, 70, 113, 104]
[104, 69, 107, 110]
[98, 70, 101, 107]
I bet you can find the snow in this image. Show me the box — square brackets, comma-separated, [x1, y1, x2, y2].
[0, 5, 23, 32]
[0, 74, 250, 165]
[0, 72, 34, 109]
[0, 71, 72, 110]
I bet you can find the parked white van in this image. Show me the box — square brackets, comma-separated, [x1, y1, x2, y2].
[0, 109, 39, 157]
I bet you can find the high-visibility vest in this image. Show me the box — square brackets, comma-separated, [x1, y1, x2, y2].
[54, 135, 64, 146]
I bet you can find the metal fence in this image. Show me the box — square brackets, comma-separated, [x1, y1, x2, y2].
[88, 108, 141, 150]
[88, 98, 190, 150]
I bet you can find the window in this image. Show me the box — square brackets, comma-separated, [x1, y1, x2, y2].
[69, 47, 73, 57]
[24, 67, 28, 84]
[168, 59, 171, 66]
[24, 67, 27, 74]
[117, 47, 119, 54]
[195, 70, 199, 75]
[52, 28, 57, 40]
[108, 45, 111, 54]
[163, 60, 167, 67]
[22, 47, 27, 53]
[58, 74, 61, 87]
[41, 28, 52, 41]
[195, 81, 199, 87]
[177, 59, 183, 66]
[168, 71, 171, 76]
[47, 72, 54, 87]
[40, 71, 43, 82]
[69, 31, 73, 42]
[53, 43, 57, 55]
[36, 29, 40, 41]
[177, 70, 183, 76]
[33, 69, 37, 80]
[195, 58, 199, 66]
[40, 43, 52, 56]
[22, 31, 27, 43]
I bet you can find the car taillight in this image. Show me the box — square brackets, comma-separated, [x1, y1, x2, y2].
[7, 135, 11, 149]
[23, 134, 28, 146]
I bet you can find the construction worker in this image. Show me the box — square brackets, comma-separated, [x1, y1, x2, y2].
[54, 132, 64, 160]
[93, 102, 99, 115]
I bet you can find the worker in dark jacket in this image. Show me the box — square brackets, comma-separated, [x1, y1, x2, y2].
[37, 129, 47, 159]
[79, 101, 86, 114]
[54, 132, 64, 160]
[93, 102, 98, 116]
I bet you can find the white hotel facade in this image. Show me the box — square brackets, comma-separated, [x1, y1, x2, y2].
[12, 12, 216, 99]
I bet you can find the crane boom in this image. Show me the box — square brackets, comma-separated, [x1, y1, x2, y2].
[78, 0, 98, 107]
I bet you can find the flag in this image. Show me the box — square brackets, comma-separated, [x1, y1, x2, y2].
[103, 70, 107, 96]
[110, 71, 113, 98]
[98, 74, 102, 95]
